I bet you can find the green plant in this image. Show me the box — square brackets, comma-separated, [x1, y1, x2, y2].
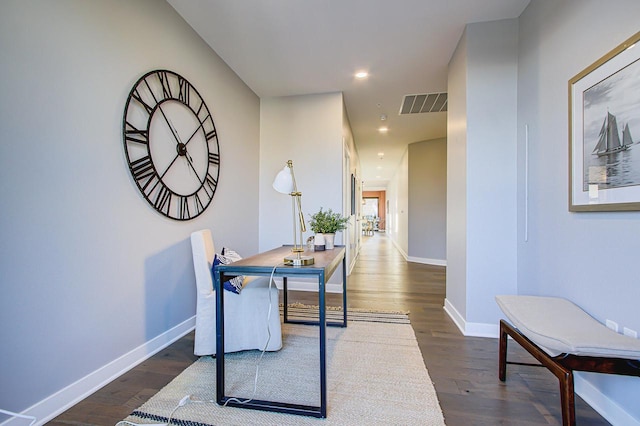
[308, 208, 349, 234]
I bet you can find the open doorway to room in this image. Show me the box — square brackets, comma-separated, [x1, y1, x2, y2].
[362, 190, 386, 234]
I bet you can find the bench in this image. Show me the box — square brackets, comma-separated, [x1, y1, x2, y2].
[496, 295, 640, 426]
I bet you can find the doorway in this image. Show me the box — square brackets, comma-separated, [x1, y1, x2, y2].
[362, 190, 386, 232]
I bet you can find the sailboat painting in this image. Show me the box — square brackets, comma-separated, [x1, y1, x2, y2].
[582, 57, 640, 191]
[591, 111, 634, 157]
[570, 31, 640, 211]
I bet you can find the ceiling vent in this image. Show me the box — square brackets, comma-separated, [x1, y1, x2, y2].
[399, 92, 447, 115]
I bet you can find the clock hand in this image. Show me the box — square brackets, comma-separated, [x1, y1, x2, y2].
[139, 77, 208, 185]
[183, 151, 205, 185]
[141, 78, 183, 147]
[157, 103, 185, 147]
[153, 144, 202, 190]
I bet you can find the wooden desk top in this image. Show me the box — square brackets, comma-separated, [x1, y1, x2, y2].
[218, 245, 345, 281]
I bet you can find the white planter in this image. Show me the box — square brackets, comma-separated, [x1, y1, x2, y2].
[314, 233, 325, 251]
[324, 233, 335, 249]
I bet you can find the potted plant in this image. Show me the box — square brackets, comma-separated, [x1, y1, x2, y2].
[309, 208, 349, 250]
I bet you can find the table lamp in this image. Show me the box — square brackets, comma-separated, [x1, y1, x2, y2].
[272, 160, 314, 266]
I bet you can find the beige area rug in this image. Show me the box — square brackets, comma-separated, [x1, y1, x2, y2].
[280, 304, 411, 324]
[120, 308, 445, 425]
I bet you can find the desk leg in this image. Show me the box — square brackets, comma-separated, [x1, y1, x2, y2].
[319, 271, 327, 418]
[215, 271, 225, 405]
[342, 255, 347, 326]
[283, 276, 289, 323]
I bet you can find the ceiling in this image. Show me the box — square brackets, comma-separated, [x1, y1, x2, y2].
[167, 0, 530, 190]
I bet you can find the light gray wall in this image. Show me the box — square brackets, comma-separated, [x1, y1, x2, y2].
[408, 138, 447, 263]
[446, 19, 519, 333]
[466, 19, 519, 325]
[258, 93, 345, 252]
[517, 0, 640, 421]
[446, 29, 469, 321]
[0, 0, 260, 418]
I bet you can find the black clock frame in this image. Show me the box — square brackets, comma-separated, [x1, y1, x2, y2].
[122, 69, 220, 220]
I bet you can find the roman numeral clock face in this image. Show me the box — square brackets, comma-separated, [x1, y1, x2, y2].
[122, 70, 220, 220]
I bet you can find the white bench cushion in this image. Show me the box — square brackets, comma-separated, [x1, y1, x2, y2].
[496, 295, 640, 359]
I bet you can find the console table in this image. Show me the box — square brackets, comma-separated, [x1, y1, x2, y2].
[213, 245, 347, 418]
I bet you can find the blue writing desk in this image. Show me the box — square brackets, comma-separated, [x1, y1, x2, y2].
[213, 245, 347, 418]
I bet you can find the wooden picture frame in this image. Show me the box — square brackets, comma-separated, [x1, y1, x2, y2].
[569, 31, 640, 211]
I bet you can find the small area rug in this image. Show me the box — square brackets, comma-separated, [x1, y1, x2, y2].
[280, 303, 411, 324]
[121, 306, 445, 425]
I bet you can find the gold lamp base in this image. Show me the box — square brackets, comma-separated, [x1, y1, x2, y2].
[284, 253, 315, 266]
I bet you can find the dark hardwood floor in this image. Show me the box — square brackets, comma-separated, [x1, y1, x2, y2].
[50, 233, 609, 425]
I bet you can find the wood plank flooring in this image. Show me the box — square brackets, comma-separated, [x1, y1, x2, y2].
[50, 233, 609, 425]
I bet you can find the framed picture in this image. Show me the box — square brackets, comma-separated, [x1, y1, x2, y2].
[569, 31, 640, 211]
[350, 173, 356, 215]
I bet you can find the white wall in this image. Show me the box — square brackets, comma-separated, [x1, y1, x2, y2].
[258, 93, 345, 253]
[386, 149, 409, 257]
[446, 30, 469, 323]
[466, 19, 519, 326]
[408, 138, 447, 265]
[517, 1, 640, 423]
[0, 0, 260, 421]
[342, 104, 361, 271]
[445, 19, 519, 335]
[258, 93, 353, 291]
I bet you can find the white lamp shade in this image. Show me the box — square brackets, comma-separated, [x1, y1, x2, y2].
[272, 165, 294, 194]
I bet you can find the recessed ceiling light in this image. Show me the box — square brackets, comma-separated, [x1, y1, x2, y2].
[377, 152, 384, 157]
[378, 126, 388, 133]
[355, 71, 369, 79]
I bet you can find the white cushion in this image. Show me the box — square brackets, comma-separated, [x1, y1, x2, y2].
[496, 295, 640, 359]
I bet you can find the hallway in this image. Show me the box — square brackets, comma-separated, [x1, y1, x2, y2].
[51, 233, 608, 425]
[288, 231, 445, 314]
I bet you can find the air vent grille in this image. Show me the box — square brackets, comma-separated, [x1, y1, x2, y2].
[399, 92, 447, 115]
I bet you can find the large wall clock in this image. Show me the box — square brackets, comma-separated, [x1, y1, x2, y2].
[122, 69, 220, 220]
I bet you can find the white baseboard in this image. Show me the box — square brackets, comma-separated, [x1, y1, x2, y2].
[387, 236, 408, 260]
[442, 298, 465, 334]
[2, 317, 195, 426]
[386, 237, 446, 267]
[407, 256, 447, 267]
[574, 373, 640, 426]
[443, 298, 499, 338]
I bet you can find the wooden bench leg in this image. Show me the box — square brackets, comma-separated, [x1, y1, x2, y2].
[499, 320, 508, 381]
[559, 370, 576, 426]
[498, 320, 576, 426]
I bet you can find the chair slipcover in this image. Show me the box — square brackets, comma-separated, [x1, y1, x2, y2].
[190, 229, 282, 356]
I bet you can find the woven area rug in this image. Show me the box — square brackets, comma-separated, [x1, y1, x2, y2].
[280, 303, 411, 324]
[120, 307, 445, 425]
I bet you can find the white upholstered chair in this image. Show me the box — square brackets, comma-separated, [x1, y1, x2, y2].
[190, 229, 282, 356]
